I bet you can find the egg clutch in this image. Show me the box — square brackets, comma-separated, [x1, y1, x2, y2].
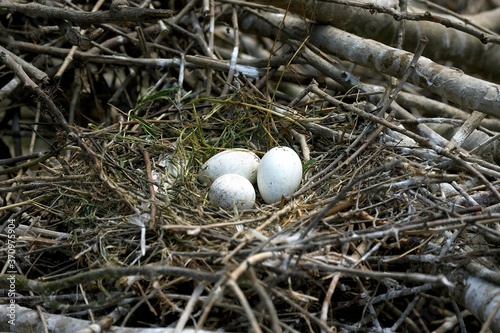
[198, 147, 303, 210]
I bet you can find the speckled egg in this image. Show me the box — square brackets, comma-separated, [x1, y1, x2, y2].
[209, 173, 256, 210]
[198, 149, 260, 185]
[257, 146, 302, 204]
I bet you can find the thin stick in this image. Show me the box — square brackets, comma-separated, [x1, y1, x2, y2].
[140, 146, 157, 228]
[221, 6, 240, 96]
[320, 273, 340, 333]
[173, 283, 205, 333]
[55, 0, 106, 79]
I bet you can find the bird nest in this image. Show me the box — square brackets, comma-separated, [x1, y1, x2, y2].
[1, 1, 500, 332]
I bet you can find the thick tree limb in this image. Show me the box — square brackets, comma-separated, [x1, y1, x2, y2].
[253, 0, 500, 82]
[449, 270, 500, 333]
[0, 305, 221, 333]
[239, 11, 500, 118]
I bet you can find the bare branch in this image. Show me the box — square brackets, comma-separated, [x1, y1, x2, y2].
[240, 11, 500, 118]
[254, 0, 500, 81]
[0, 1, 172, 25]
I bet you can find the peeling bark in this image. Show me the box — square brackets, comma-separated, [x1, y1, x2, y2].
[449, 272, 500, 333]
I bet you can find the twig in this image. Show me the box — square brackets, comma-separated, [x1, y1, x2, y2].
[174, 283, 205, 333]
[271, 287, 335, 333]
[0, 151, 56, 176]
[290, 128, 310, 162]
[413, 0, 499, 37]
[10, 40, 263, 78]
[299, 258, 453, 287]
[55, 0, 106, 78]
[378, 36, 429, 114]
[75, 306, 128, 333]
[140, 145, 157, 228]
[247, 267, 282, 333]
[0, 45, 48, 83]
[358, 284, 434, 307]
[226, 279, 263, 333]
[320, 273, 340, 333]
[197, 252, 275, 330]
[299, 155, 402, 239]
[1, 48, 102, 181]
[221, 6, 240, 96]
[447, 110, 487, 151]
[390, 295, 421, 332]
[310, 83, 500, 202]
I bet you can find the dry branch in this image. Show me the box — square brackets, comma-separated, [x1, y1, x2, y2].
[0, 266, 222, 293]
[450, 271, 500, 333]
[6, 41, 265, 79]
[0, 305, 222, 333]
[0, 1, 172, 25]
[240, 11, 500, 118]
[0, 45, 48, 83]
[255, 0, 500, 82]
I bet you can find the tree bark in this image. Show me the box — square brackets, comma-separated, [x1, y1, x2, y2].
[254, 0, 500, 82]
[239, 11, 500, 117]
[449, 271, 500, 333]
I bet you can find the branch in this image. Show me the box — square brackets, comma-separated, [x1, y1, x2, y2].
[239, 11, 500, 118]
[0, 1, 172, 25]
[449, 270, 500, 333]
[0, 266, 221, 294]
[0, 305, 222, 333]
[254, 0, 500, 82]
[299, 0, 500, 44]
[0, 45, 48, 83]
[8, 40, 265, 78]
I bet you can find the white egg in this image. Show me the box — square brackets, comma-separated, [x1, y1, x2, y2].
[198, 149, 260, 185]
[257, 146, 302, 204]
[209, 174, 256, 210]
